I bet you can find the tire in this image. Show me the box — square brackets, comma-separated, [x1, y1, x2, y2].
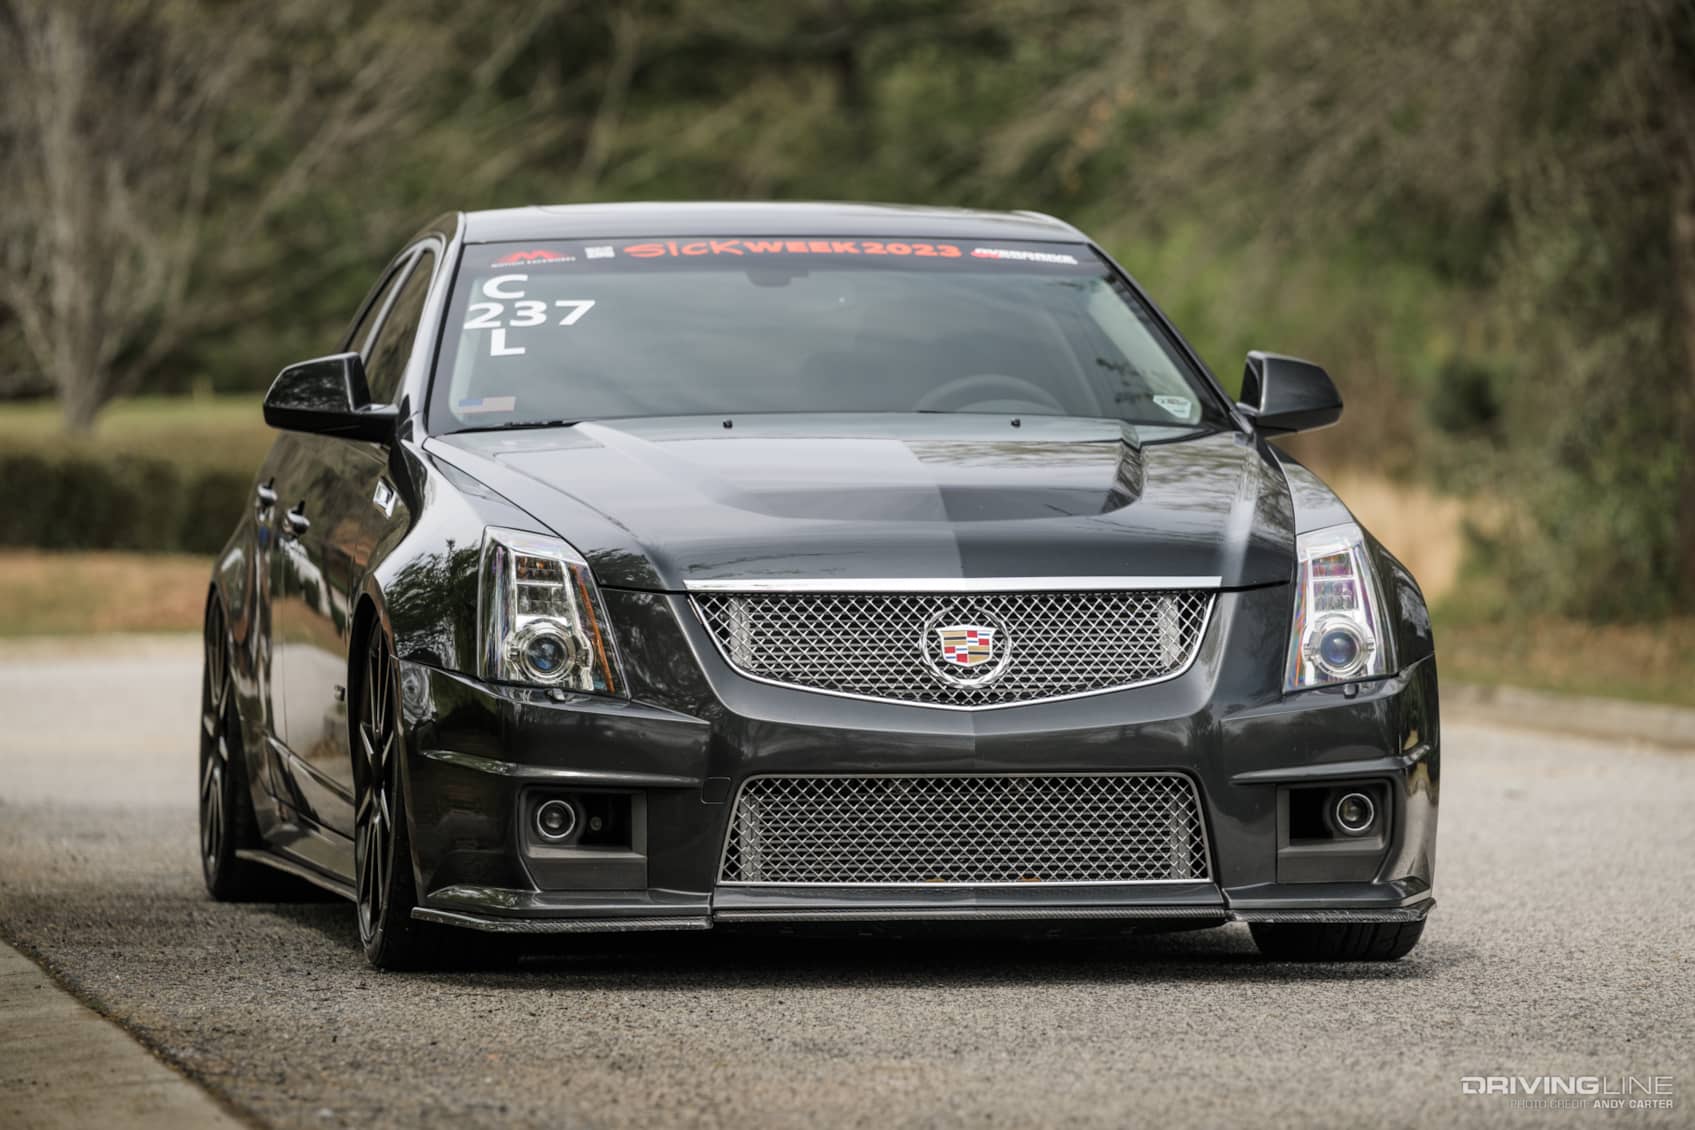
[199, 595, 270, 900]
[1249, 919, 1426, 962]
[353, 625, 430, 970]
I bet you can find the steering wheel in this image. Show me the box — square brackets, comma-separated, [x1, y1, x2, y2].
[913, 373, 1067, 415]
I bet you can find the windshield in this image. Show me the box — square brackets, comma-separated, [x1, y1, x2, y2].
[429, 237, 1228, 434]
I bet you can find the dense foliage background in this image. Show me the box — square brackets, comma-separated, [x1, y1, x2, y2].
[2, 0, 1692, 623]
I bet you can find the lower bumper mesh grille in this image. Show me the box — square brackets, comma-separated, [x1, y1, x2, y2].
[720, 774, 1211, 884]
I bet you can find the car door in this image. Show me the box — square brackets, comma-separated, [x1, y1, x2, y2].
[269, 253, 408, 750]
[273, 247, 434, 838]
[247, 429, 313, 814]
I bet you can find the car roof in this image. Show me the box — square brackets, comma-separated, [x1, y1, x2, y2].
[460, 201, 1086, 244]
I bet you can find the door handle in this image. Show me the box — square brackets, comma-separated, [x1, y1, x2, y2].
[255, 480, 277, 509]
[284, 502, 311, 536]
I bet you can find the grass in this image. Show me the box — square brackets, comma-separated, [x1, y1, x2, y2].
[1432, 611, 1695, 710]
[0, 393, 269, 473]
[0, 550, 211, 637]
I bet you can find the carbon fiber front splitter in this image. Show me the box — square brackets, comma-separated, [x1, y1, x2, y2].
[410, 881, 1433, 933]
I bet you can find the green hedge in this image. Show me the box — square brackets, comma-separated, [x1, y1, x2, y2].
[0, 451, 249, 554]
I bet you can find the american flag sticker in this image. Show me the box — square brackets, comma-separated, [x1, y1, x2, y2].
[457, 396, 517, 415]
[935, 625, 996, 668]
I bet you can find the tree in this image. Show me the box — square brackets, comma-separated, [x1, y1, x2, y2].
[0, 0, 450, 431]
[954, 0, 1695, 615]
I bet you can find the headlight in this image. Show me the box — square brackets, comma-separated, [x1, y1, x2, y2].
[478, 528, 624, 695]
[1284, 522, 1393, 691]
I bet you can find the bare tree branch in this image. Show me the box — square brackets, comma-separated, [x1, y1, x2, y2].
[0, 0, 452, 431]
[570, 3, 645, 198]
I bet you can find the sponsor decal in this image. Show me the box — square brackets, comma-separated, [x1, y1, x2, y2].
[618, 238, 965, 259]
[371, 479, 398, 517]
[969, 247, 1080, 265]
[457, 395, 517, 414]
[491, 248, 575, 266]
[487, 240, 1091, 266]
[1153, 394, 1193, 418]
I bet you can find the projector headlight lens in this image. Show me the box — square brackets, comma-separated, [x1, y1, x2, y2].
[1313, 620, 1366, 675]
[511, 619, 581, 683]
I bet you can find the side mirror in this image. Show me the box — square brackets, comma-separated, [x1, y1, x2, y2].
[1237, 351, 1343, 434]
[262, 353, 398, 443]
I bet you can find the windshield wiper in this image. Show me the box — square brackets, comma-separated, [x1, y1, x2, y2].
[452, 419, 581, 434]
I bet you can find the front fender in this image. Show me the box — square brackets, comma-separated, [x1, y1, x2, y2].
[369, 440, 547, 678]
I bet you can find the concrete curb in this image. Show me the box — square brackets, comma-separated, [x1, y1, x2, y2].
[1446, 682, 1695, 750]
[0, 939, 247, 1130]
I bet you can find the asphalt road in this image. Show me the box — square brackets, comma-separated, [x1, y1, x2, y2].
[1, 638, 1691, 1129]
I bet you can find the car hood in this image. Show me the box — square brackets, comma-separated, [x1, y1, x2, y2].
[427, 414, 1295, 591]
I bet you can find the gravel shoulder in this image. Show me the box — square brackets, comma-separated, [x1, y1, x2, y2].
[1, 641, 1691, 1128]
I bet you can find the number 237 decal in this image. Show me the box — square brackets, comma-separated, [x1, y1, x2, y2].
[463, 274, 594, 357]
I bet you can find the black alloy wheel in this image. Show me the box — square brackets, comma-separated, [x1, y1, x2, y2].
[353, 626, 425, 968]
[200, 596, 264, 898]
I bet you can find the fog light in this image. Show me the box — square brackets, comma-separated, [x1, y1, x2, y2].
[535, 799, 578, 842]
[1333, 791, 1376, 836]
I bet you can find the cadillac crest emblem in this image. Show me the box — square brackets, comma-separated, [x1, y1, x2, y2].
[934, 624, 997, 668]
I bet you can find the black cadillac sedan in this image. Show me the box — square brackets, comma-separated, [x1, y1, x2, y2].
[200, 202, 1438, 969]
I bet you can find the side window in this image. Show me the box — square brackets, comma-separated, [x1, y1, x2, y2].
[343, 263, 407, 356]
[362, 250, 436, 405]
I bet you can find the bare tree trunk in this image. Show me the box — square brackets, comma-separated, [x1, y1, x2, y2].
[1671, 173, 1695, 604]
[58, 369, 103, 434]
[1662, 0, 1695, 608]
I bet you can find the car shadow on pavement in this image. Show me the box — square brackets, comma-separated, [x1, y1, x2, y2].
[253, 900, 367, 953]
[513, 930, 1439, 987]
[258, 906, 1446, 986]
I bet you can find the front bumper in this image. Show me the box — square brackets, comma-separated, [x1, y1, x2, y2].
[395, 585, 1439, 934]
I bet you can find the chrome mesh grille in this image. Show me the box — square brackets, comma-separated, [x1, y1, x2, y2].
[720, 774, 1210, 884]
[692, 589, 1212, 707]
